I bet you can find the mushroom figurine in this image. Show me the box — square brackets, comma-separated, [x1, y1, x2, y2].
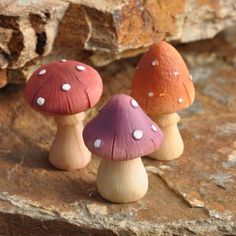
[131, 41, 195, 161]
[83, 94, 163, 203]
[24, 60, 103, 170]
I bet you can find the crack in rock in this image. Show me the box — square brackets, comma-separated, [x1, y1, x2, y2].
[7, 154, 24, 180]
[210, 172, 233, 189]
[145, 166, 234, 221]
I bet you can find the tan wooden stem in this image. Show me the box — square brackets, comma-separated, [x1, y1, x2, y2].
[97, 158, 148, 203]
[149, 113, 184, 161]
[49, 112, 91, 170]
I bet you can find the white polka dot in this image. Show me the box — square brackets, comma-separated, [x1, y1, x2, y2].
[94, 139, 102, 148]
[148, 92, 154, 97]
[130, 99, 139, 108]
[152, 59, 158, 66]
[177, 97, 184, 103]
[62, 83, 71, 91]
[38, 69, 46, 76]
[132, 130, 143, 140]
[190, 74, 193, 80]
[36, 97, 45, 106]
[151, 124, 158, 132]
[173, 70, 179, 76]
[76, 65, 86, 71]
[60, 59, 66, 62]
[136, 65, 139, 70]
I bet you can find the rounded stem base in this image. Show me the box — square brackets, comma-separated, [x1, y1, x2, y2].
[97, 158, 148, 203]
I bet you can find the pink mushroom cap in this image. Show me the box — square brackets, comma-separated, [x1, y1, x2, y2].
[24, 60, 103, 115]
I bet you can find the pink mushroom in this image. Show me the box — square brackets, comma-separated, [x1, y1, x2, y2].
[24, 60, 103, 170]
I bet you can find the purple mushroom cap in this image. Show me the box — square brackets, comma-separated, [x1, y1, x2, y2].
[83, 94, 163, 161]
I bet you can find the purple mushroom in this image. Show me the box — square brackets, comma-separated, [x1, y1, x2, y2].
[83, 94, 163, 203]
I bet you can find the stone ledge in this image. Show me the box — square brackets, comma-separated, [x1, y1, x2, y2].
[0, 32, 236, 234]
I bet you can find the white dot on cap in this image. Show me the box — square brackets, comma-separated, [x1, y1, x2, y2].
[132, 130, 144, 140]
[190, 74, 193, 80]
[177, 97, 184, 103]
[148, 92, 154, 97]
[38, 69, 46, 76]
[173, 70, 179, 76]
[60, 59, 66, 62]
[152, 59, 158, 66]
[94, 139, 102, 148]
[62, 83, 71, 91]
[130, 99, 139, 108]
[151, 124, 158, 132]
[76, 65, 86, 71]
[36, 97, 45, 106]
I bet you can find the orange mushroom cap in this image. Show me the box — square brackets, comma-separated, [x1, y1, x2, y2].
[131, 41, 195, 115]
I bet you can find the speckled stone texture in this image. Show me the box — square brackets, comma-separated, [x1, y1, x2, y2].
[0, 30, 236, 235]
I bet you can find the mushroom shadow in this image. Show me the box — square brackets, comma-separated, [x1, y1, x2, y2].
[1, 145, 54, 171]
[0, 84, 24, 96]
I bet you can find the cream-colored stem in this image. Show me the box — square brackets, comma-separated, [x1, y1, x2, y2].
[49, 112, 91, 170]
[149, 113, 184, 161]
[97, 158, 148, 203]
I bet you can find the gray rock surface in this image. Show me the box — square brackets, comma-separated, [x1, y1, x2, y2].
[0, 31, 236, 235]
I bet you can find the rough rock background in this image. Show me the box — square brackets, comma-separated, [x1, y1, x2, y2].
[0, 0, 236, 235]
[1, 0, 236, 86]
[0, 28, 236, 234]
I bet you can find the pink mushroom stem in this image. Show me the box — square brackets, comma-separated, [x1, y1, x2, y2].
[49, 112, 91, 170]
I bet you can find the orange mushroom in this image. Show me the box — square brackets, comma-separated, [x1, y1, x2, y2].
[131, 41, 195, 161]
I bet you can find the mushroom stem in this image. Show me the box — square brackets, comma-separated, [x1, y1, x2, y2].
[49, 112, 91, 170]
[97, 158, 148, 203]
[149, 113, 184, 161]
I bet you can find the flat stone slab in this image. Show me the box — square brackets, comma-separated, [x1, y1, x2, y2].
[0, 35, 236, 235]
